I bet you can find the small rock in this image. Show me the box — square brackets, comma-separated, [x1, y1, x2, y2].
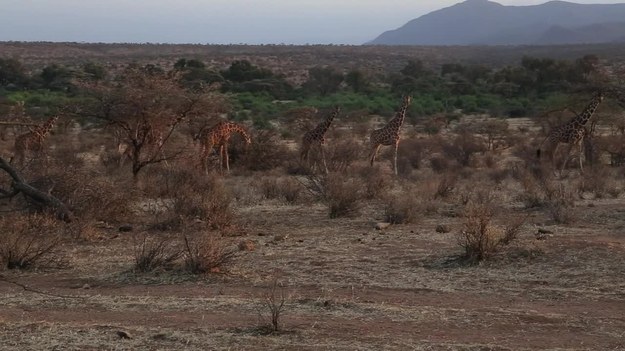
[238, 240, 255, 252]
[375, 222, 391, 230]
[116, 330, 132, 339]
[537, 228, 553, 234]
[435, 224, 451, 233]
[118, 225, 133, 233]
[536, 233, 552, 240]
[81, 283, 91, 290]
[273, 234, 288, 242]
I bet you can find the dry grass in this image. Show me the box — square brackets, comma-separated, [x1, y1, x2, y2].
[0, 214, 67, 270]
[323, 176, 363, 218]
[133, 233, 182, 273]
[255, 175, 304, 204]
[182, 232, 235, 274]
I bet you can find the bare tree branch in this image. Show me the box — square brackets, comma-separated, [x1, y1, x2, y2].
[0, 157, 74, 222]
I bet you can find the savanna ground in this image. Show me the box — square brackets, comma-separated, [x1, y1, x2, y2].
[1, 42, 625, 350]
[1, 111, 625, 351]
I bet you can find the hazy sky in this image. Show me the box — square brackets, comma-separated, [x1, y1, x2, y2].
[1, 0, 624, 44]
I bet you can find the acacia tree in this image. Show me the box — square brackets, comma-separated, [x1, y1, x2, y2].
[77, 65, 228, 178]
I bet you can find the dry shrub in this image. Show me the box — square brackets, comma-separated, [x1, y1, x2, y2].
[133, 233, 182, 273]
[323, 176, 362, 218]
[24, 165, 134, 223]
[515, 167, 551, 209]
[577, 166, 622, 199]
[245, 130, 293, 171]
[174, 173, 233, 230]
[325, 138, 361, 173]
[396, 138, 426, 176]
[545, 182, 577, 224]
[146, 168, 233, 230]
[259, 279, 288, 333]
[182, 232, 235, 274]
[441, 133, 487, 167]
[0, 214, 67, 270]
[457, 204, 502, 263]
[457, 185, 527, 263]
[256, 176, 304, 204]
[384, 191, 422, 224]
[487, 168, 510, 185]
[434, 173, 457, 199]
[356, 165, 393, 200]
[429, 156, 453, 173]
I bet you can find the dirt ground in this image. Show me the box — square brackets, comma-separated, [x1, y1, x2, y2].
[1, 181, 625, 351]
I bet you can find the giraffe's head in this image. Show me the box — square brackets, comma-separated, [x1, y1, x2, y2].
[403, 95, 412, 106]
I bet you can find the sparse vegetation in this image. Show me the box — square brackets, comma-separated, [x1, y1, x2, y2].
[1, 42, 625, 350]
[182, 232, 235, 274]
[0, 214, 67, 270]
[133, 233, 182, 273]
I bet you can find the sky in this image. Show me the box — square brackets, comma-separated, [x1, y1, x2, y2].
[1, 0, 624, 45]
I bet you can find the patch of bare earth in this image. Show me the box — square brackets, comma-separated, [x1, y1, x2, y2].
[2, 199, 625, 350]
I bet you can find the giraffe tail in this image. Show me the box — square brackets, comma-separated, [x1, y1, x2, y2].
[536, 148, 541, 159]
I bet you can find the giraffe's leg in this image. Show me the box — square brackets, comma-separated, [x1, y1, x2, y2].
[369, 144, 381, 166]
[300, 143, 309, 163]
[201, 150, 209, 175]
[393, 141, 399, 176]
[219, 145, 225, 173]
[578, 141, 584, 173]
[320, 144, 328, 174]
[560, 144, 574, 173]
[224, 144, 230, 172]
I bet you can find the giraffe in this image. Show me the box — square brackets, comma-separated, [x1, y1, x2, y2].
[13, 115, 59, 165]
[300, 105, 340, 174]
[195, 121, 252, 174]
[537, 92, 604, 173]
[368, 95, 412, 175]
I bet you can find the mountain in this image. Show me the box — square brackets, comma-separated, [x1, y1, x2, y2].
[368, 0, 625, 46]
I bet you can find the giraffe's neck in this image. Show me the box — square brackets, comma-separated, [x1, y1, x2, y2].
[315, 108, 339, 135]
[230, 125, 251, 143]
[36, 117, 57, 138]
[388, 104, 408, 131]
[572, 97, 602, 127]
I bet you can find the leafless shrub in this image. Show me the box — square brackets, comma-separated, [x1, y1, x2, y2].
[258, 279, 288, 333]
[384, 193, 422, 224]
[577, 166, 621, 199]
[147, 169, 233, 230]
[356, 165, 393, 200]
[545, 181, 577, 224]
[182, 232, 235, 274]
[325, 175, 362, 218]
[429, 156, 453, 173]
[0, 214, 67, 270]
[133, 233, 182, 273]
[23, 165, 134, 223]
[457, 203, 504, 263]
[325, 138, 361, 173]
[515, 168, 551, 209]
[244, 130, 293, 171]
[434, 173, 457, 199]
[487, 168, 510, 185]
[441, 133, 487, 167]
[256, 176, 304, 204]
[501, 215, 528, 245]
[396, 138, 426, 176]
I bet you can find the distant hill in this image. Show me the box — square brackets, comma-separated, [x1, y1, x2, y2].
[368, 0, 625, 46]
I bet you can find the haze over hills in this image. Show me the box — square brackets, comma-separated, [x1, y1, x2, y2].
[368, 0, 625, 46]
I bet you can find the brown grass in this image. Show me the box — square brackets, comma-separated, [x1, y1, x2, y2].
[0, 214, 67, 270]
[182, 232, 235, 274]
[133, 233, 182, 273]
